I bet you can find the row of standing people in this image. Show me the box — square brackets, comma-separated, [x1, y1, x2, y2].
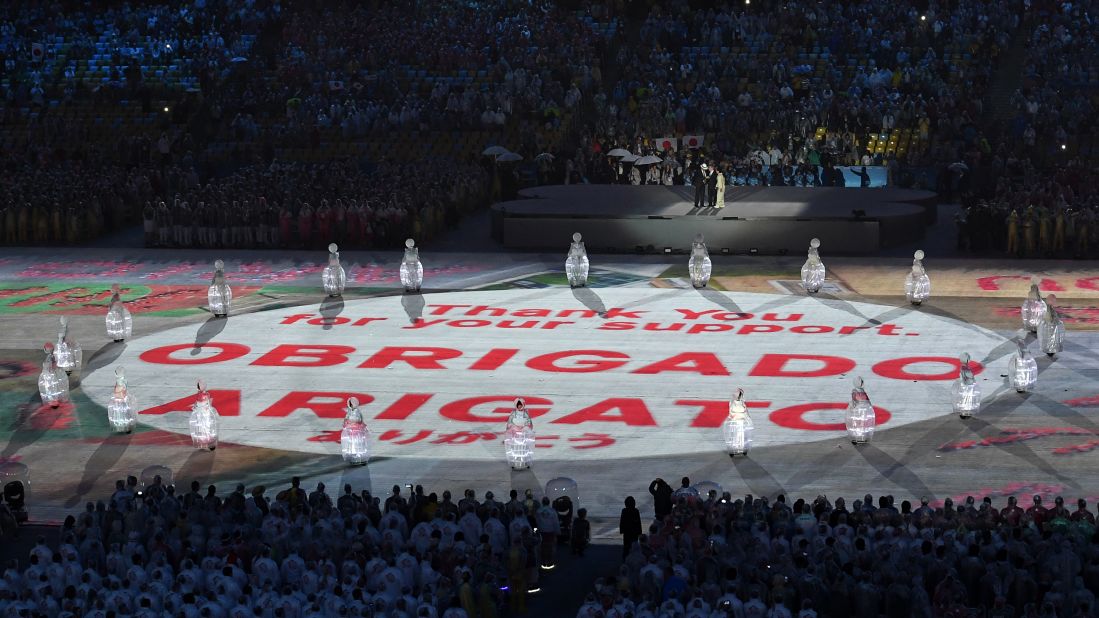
[958, 202, 1097, 258]
[0, 203, 107, 245]
[141, 199, 424, 250]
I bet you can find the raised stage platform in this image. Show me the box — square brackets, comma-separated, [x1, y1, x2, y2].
[491, 185, 938, 254]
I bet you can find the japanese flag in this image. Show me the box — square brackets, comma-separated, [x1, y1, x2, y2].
[682, 135, 705, 149]
[655, 137, 678, 152]
[31, 43, 45, 63]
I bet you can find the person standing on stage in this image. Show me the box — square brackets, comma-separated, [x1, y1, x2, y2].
[694, 163, 712, 208]
[706, 164, 719, 207]
[713, 163, 726, 209]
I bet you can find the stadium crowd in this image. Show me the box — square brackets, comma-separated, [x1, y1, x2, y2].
[1007, 0, 1099, 164]
[576, 478, 1099, 618]
[2, 0, 1099, 249]
[0, 475, 593, 617]
[0, 0, 617, 247]
[951, 0, 1099, 259]
[561, 0, 1018, 190]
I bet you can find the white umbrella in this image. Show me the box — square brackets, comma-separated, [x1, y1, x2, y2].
[948, 161, 969, 173]
[496, 152, 523, 162]
[607, 148, 632, 157]
[535, 152, 555, 162]
[635, 155, 663, 165]
[482, 145, 510, 156]
[619, 154, 639, 163]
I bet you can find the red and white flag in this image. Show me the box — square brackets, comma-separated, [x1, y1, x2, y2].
[31, 43, 45, 63]
[654, 137, 678, 152]
[682, 135, 705, 149]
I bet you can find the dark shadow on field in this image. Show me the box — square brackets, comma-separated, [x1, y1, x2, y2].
[572, 287, 607, 317]
[401, 293, 425, 323]
[64, 432, 135, 508]
[192, 317, 227, 354]
[319, 296, 345, 330]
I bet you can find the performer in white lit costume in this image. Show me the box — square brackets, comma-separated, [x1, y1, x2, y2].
[1009, 337, 1038, 393]
[904, 250, 931, 305]
[1021, 277, 1047, 332]
[322, 243, 347, 296]
[104, 284, 132, 342]
[723, 389, 753, 456]
[565, 233, 589, 288]
[341, 397, 370, 465]
[845, 376, 875, 444]
[400, 239, 423, 292]
[189, 379, 219, 450]
[952, 352, 981, 418]
[53, 316, 81, 375]
[38, 342, 69, 408]
[207, 259, 232, 317]
[504, 398, 535, 469]
[1038, 294, 1065, 357]
[688, 233, 712, 288]
[801, 238, 825, 294]
[107, 367, 137, 433]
